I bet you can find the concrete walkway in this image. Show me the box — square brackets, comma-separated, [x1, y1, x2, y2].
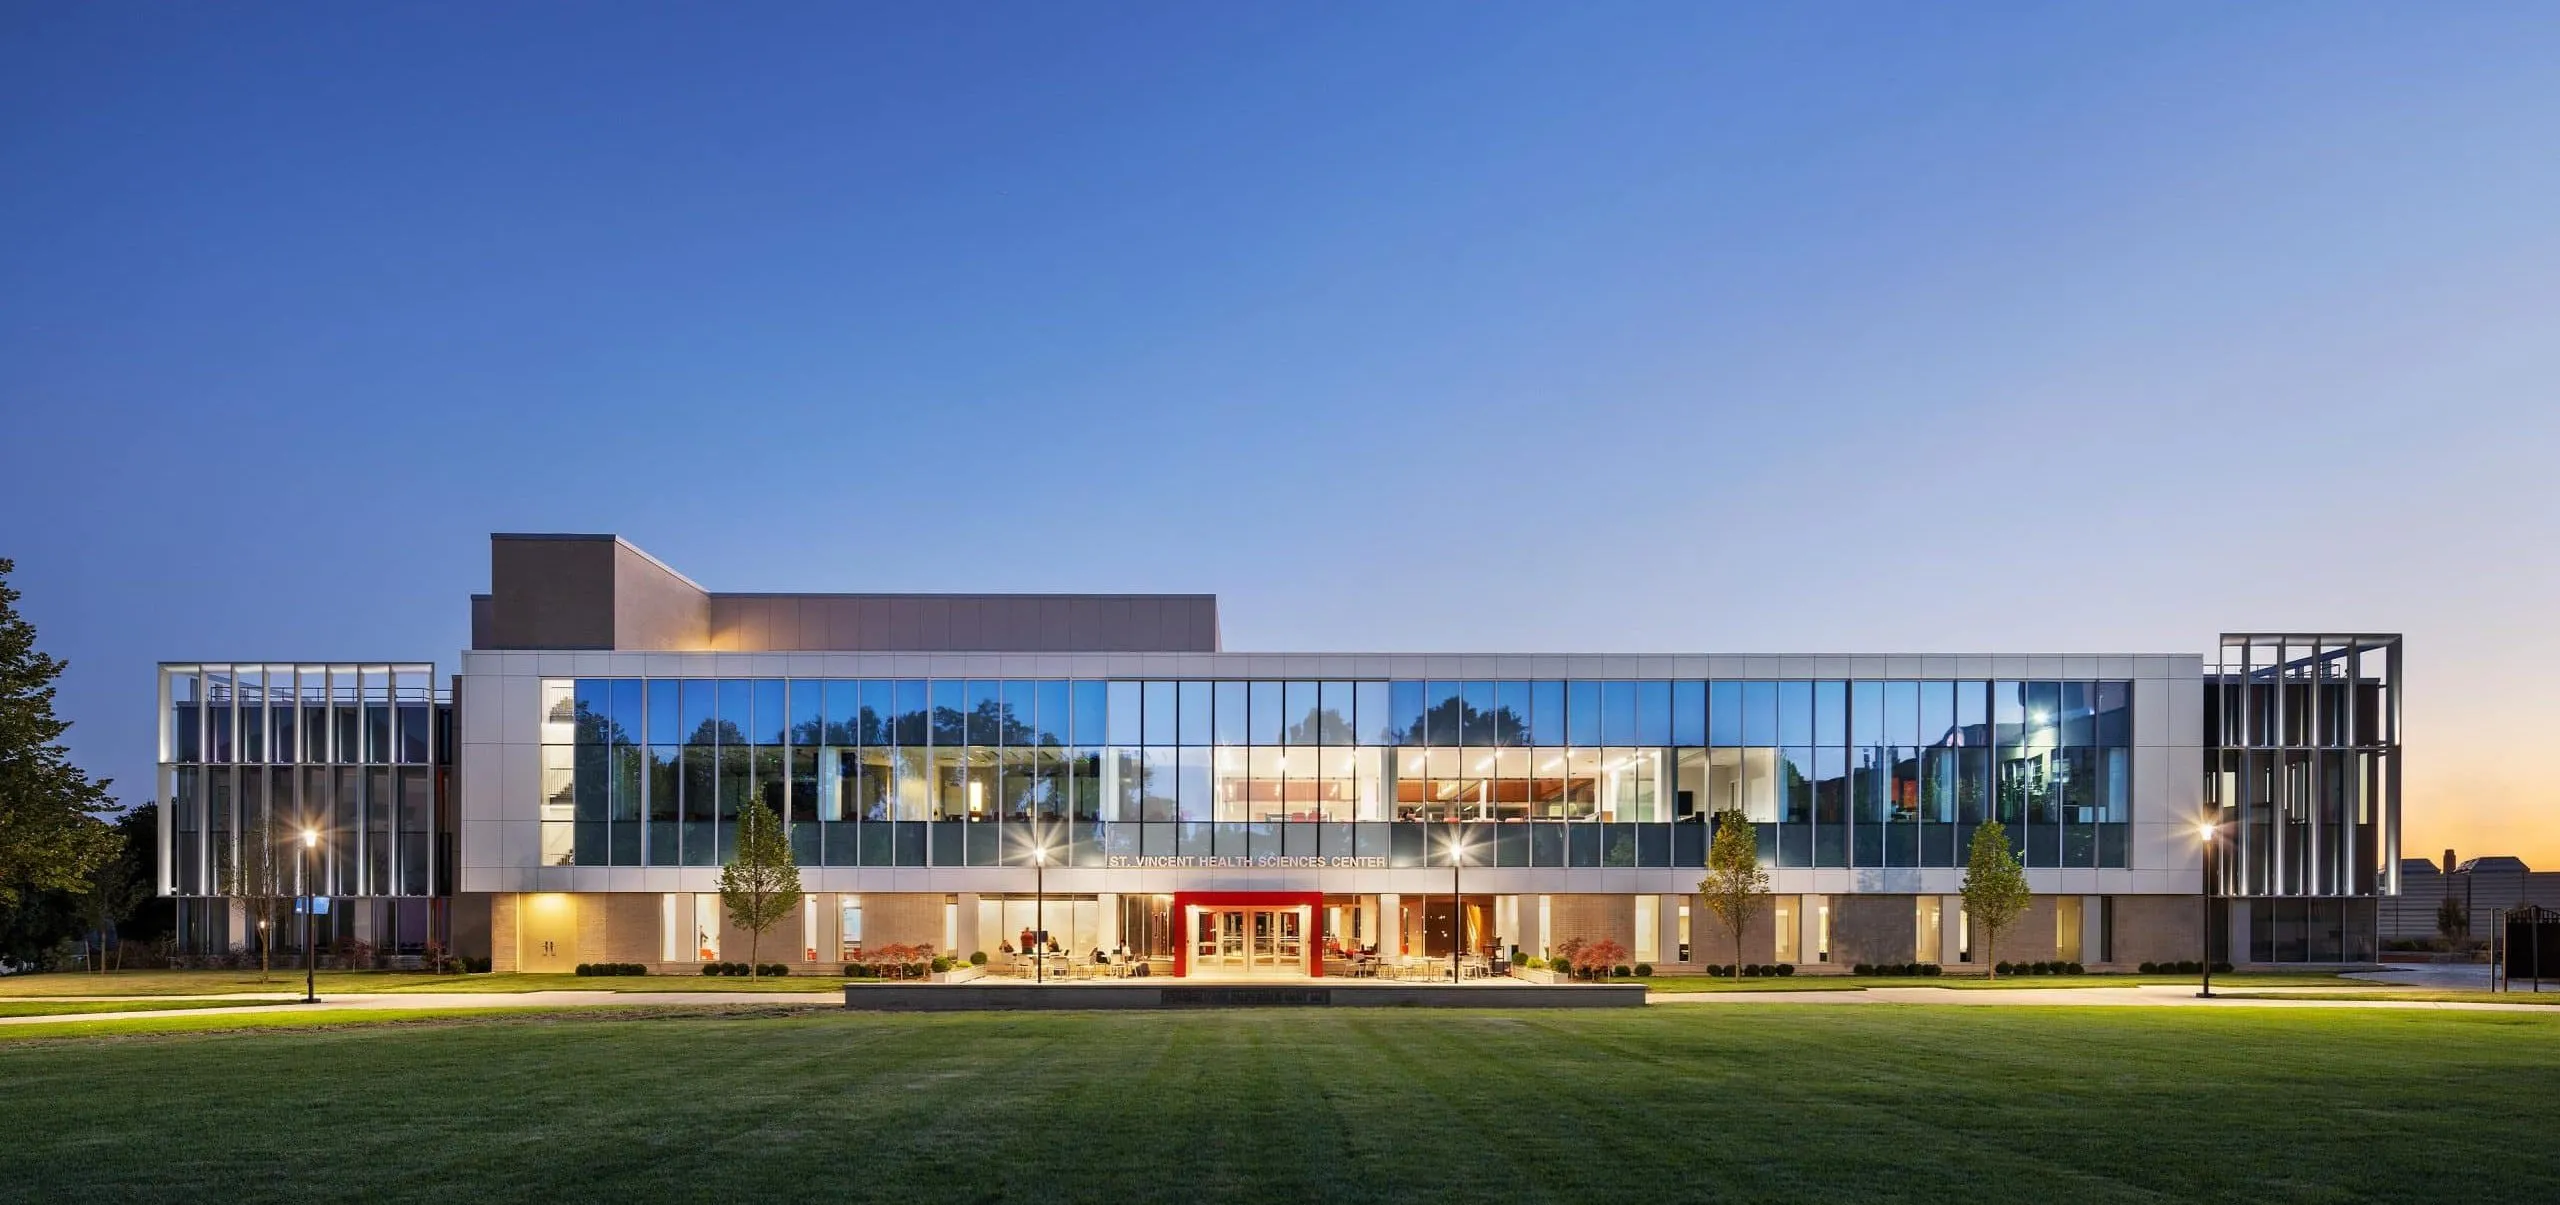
[0, 991, 830, 1026]
[2349, 963, 2495, 990]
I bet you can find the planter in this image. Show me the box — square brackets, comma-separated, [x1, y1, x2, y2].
[1509, 967, 1567, 984]
[929, 965, 986, 985]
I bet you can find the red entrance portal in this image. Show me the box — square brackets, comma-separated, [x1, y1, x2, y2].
[1170, 892, 1325, 978]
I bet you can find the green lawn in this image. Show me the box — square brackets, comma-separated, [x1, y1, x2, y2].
[1633, 971, 2358, 993]
[2217, 990, 2560, 1007]
[0, 970, 843, 997]
[0, 1004, 803, 1041]
[0, 998, 283, 1018]
[3, 1006, 2556, 1203]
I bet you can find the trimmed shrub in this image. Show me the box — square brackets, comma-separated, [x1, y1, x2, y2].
[758, 963, 789, 977]
[1775, 963, 1794, 976]
[2066, 962, 2085, 975]
[930, 955, 956, 974]
[701, 963, 722, 976]
[1632, 963, 1653, 978]
[2211, 961, 2233, 974]
[969, 951, 988, 967]
[1922, 963, 1943, 976]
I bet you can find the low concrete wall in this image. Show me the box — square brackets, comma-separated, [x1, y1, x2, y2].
[844, 981, 1646, 1011]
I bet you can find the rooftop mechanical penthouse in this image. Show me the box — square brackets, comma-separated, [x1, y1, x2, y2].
[158, 533, 2405, 976]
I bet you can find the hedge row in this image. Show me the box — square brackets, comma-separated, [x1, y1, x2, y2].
[573, 963, 648, 977]
[1994, 961, 2086, 975]
[1705, 964, 1798, 978]
[698, 962, 790, 977]
[2137, 960, 2235, 974]
[1851, 962, 1945, 976]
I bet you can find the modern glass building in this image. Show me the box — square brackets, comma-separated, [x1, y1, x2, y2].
[158, 534, 2403, 973]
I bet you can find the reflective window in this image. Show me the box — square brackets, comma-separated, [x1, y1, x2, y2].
[1670, 681, 1705, 747]
[1740, 682, 1778, 746]
[1777, 681, 1813, 747]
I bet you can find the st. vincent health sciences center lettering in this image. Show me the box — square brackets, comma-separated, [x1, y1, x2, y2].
[1108, 855, 1390, 869]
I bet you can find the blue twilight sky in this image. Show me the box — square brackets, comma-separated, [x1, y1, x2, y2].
[3, 4, 2555, 861]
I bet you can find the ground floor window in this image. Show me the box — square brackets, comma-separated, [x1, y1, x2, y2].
[694, 893, 720, 961]
[660, 894, 686, 962]
[2249, 898, 2378, 963]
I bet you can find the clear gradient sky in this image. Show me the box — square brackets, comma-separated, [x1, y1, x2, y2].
[3, 5, 2554, 863]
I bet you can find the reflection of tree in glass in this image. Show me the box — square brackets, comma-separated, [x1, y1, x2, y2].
[684, 719, 748, 746]
[1400, 700, 1531, 746]
[572, 703, 635, 746]
[803, 702, 1059, 749]
[1606, 831, 1637, 867]
[1284, 709, 1356, 744]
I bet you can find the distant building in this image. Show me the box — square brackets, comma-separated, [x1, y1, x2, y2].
[2385, 851, 2560, 941]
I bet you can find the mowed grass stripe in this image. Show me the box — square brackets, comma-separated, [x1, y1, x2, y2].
[1, 1007, 2556, 1204]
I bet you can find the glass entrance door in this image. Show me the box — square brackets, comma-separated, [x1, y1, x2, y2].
[1192, 908, 1309, 976]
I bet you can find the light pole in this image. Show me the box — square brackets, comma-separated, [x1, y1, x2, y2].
[301, 828, 319, 1004]
[2195, 819, 2218, 999]
[1032, 841, 1048, 984]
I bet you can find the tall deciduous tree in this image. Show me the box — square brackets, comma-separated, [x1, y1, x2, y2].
[219, 819, 292, 980]
[1961, 821, 2032, 979]
[1698, 808, 1770, 979]
[0, 558, 116, 913]
[719, 799, 801, 983]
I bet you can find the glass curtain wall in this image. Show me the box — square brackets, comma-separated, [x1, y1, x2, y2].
[558, 676, 2132, 872]
[160, 664, 448, 955]
[2205, 634, 2401, 962]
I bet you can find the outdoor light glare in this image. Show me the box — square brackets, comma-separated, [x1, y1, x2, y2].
[2197, 821, 2216, 841]
[302, 828, 318, 848]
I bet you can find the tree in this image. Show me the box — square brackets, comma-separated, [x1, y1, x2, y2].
[83, 806, 153, 972]
[0, 558, 117, 912]
[1567, 937, 1628, 981]
[2436, 896, 2469, 944]
[1698, 809, 1770, 979]
[218, 819, 292, 980]
[1961, 821, 2032, 978]
[719, 799, 801, 983]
